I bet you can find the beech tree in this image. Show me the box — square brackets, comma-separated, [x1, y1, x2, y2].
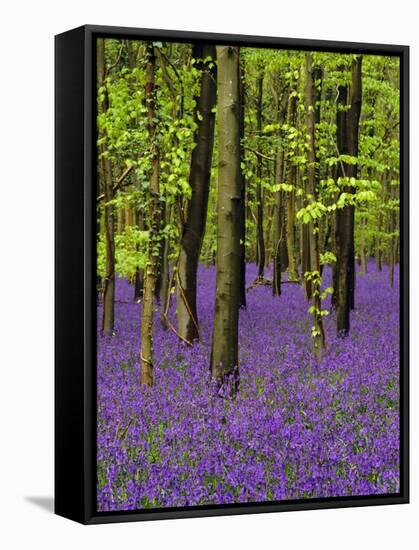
[97, 38, 115, 336]
[140, 43, 161, 386]
[304, 53, 325, 357]
[335, 57, 362, 335]
[255, 66, 265, 278]
[210, 46, 241, 393]
[176, 44, 217, 342]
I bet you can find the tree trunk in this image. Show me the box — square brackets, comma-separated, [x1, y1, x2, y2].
[210, 46, 241, 394]
[335, 57, 362, 335]
[256, 66, 265, 278]
[238, 53, 247, 308]
[176, 44, 217, 342]
[360, 217, 367, 275]
[134, 209, 144, 301]
[285, 92, 298, 280]
[305, 53, 325, 358]
[160, 201, 171, 327]
[347, 57, 362, 310]
[320, 220, 332, 277]
[117, 208, 125, 234]
[273, 88, 289, 296]
[140, 44, 161, 386]
[376, 211, 383, 272]
[302, 224, 312, 300]
[97, 38, 115, 336]
[389, 181, 397, 288]
[272, 186, 283, 296]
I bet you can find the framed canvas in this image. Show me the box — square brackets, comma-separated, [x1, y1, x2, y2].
[55, 25, 409, 524]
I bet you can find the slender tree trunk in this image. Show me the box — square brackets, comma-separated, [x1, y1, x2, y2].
[176, 44, 217, 342]
[335, 57, 362, 335]
[126, 47, 146, 303]
[140, 44, 161, 386]
[160, 201, 171, 327]
[334, 80, 351, 331]
[134, 209, 144, 301]
[272, 187, 283, 296]
[320, 220, 332, 277]
[273, 88, 289, 296]
[210, 46, 241, 394]
[376, 211, 383, 272]
[389, 181, 397, 288]
[360, 216, 367, 275]
[265, 203, 274, 269]
[347, 57, 362, 310]
[301, 83, 312, 300]
[302, 224, 312, 299]
[256, 66, 265, 278]
[285, 91, 298, 280]
[238, 53, 247, 308]
[97, 205, 103, 292]
[305, 54, 325, 358]
[97, 38, 115, 336]
[102, 158, 115, 335]
[117, 208, 125, 234]
[279, 194, 289, 272]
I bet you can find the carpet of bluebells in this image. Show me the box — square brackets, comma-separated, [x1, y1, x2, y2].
[97, 262, 400, 511]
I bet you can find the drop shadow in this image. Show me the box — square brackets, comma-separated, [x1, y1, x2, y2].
[25, 496, 54, 514]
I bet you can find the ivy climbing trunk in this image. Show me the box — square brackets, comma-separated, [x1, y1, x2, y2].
[140, 44, 161, 386]
[97, 38, 115, 336]
[210, 45, 241, 394]
[176, 44, 217, 343]
[305, 53, 325, 358]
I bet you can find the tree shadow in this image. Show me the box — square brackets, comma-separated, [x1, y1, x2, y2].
[25, 496, 54, 514]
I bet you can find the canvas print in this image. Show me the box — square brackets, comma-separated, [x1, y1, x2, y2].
[96, 38, 401, 512]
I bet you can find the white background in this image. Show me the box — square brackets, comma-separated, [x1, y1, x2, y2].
[0, 1, 416, 548]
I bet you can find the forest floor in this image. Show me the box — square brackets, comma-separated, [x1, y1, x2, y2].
[97, 262, 400, 511]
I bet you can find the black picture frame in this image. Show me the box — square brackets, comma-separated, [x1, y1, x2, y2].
[55, 24, 409, 525]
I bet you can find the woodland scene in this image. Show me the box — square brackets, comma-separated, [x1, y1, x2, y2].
[96, 38, 400, 510]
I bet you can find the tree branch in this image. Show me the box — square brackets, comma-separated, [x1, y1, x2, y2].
[244, 146, 276, 162]
[96, 164, 134, 202]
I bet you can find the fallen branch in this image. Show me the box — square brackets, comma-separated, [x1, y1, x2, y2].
[246, 276, 300, 291]
[162, 271, 193, 346]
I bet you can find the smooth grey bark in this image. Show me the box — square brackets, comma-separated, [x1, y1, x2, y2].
[210, 46, 241, 394]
